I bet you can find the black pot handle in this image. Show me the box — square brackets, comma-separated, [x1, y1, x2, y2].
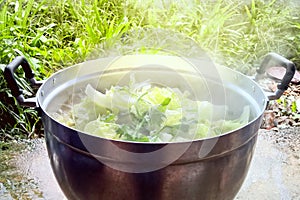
[4, 56, 43, 107]
[255, 52, 296, 100]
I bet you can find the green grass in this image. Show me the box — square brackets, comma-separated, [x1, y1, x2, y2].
[125, 0, 299, 71]
[0, 0, 299, 140]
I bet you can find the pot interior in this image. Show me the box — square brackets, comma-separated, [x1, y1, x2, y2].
[38, 55, 267, 137]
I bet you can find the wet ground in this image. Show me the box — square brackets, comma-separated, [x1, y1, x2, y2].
[236, 128, 300, 200]
[0, 127, 299, 200]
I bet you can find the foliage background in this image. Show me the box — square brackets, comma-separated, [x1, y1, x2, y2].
[1, 0, 300, 140]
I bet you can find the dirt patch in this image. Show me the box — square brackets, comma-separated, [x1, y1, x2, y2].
[261, 128, 300, 200]
[236, 127, 300, 200]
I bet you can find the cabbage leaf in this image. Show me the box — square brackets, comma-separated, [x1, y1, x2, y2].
[55, 80, 251, 142]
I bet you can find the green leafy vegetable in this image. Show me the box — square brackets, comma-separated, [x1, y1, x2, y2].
[55, 79, 251, 142]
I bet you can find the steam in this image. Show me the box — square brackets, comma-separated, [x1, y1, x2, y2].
[89, 28, 209, 59]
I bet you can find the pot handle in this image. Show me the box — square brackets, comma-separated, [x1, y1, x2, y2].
[4, 56, 43, 107]
[255, 52, 296, 100]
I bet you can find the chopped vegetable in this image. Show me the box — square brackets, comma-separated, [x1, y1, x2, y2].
[55, 79, 251, 142]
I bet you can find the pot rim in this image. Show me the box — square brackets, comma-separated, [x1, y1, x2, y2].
[36, 54, 268, 144]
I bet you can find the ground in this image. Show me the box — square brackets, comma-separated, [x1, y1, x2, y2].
[0, 127, 299, 200]
[237, 128, 300, 200]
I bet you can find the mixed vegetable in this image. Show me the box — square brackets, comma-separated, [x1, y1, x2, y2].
[54, 78, 250, 142]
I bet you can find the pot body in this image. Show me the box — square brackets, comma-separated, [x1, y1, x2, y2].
[43, 117, 260, 200]
[37, 55, 267, 200]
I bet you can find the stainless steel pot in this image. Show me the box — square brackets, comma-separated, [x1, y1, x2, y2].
[4, 53, 295, 200]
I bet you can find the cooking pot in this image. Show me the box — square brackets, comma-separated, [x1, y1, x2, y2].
[4, 53, 295, 200]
